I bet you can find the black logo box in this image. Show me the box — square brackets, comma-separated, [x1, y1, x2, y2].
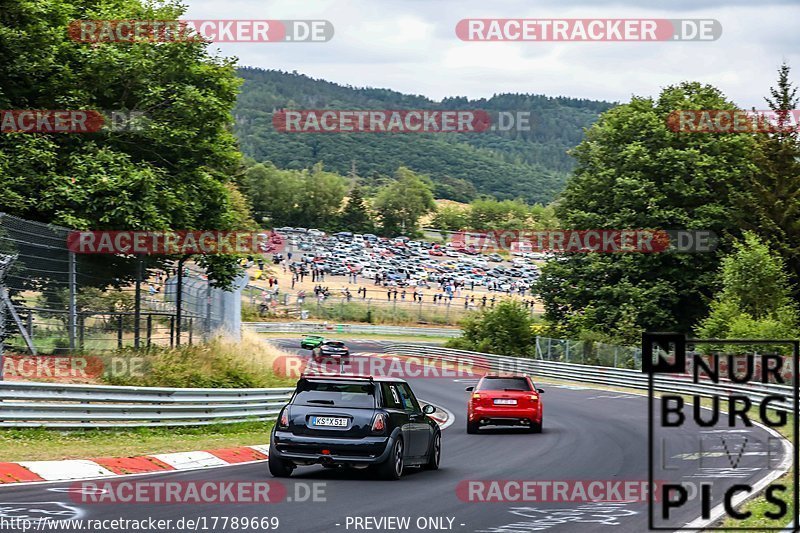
[644, 332, 799, 531]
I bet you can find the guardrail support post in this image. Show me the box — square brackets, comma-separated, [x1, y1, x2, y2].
[78, 314, 84, 351]
[68, 251, 77, 351]
[134, 257, 142, 349]
[117, 315, 123, 349]
[146, 314, 152, 347]
[169, 316, 175, 347]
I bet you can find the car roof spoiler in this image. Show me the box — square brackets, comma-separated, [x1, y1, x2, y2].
[300, 373, 374, 381]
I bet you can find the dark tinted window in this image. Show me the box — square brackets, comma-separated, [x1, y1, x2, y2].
[477, 377, 532, 391]
[381, 383, 402, 409]
[293, 381, 375, 408]
[325, 342, 345, 348]
[397, 383, 422, 413]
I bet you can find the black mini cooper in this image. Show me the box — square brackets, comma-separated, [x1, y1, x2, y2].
[269, 375, 441, 480]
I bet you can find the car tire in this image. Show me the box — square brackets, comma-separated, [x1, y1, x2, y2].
[423, 432, 441, 470]
[376, 438, 404, 480]
[466, 421, 479, 434]
[530, 421, 542, 434]
[268, 451, 294, 478]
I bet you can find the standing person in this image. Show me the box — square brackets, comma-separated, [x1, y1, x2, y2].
[464, 296, 469, 309]
[393, 289, 398, 300]
[481, 295, 487, 307]
[401, 289, 406, 300]
[387, 289, 392, 301]
[291, 275, 296, 290]
[490, 295, 496, 307]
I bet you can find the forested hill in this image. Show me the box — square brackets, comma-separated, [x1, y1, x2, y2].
[233, 67, 616, 203]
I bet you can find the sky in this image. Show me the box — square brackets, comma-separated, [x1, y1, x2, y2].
[184, 0, 800, 108]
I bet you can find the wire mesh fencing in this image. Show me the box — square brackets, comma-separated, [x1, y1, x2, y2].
[0, 213, 245, 363]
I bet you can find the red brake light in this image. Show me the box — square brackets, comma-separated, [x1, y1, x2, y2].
[372, 413, 387, 433]
[279, 410, 289, 427]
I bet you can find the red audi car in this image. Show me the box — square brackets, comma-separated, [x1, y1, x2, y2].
[465, 374, 544, 434]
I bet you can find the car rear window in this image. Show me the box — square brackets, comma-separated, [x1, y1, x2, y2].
[477, 377, 532, 391]
[293, 381, 376, 408]
[325, 342, 345, 348]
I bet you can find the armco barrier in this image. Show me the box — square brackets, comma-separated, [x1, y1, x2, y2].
[384, 344, 796, 411]
[243, 321, 461, 337]
[0, 381, 293, 428]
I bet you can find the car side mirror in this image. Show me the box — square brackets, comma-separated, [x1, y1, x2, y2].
[465, 386, 474, 392]
[537, 388, 545, 394]
[422, 404, 435, 415]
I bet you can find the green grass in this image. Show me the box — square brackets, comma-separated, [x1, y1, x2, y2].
[0, 421, 275, 462]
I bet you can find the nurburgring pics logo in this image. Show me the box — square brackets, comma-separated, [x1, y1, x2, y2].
[643, 333, 799, 530]
[456, 19, 721, 42]
[68, 20, 333, 43]
[66, 230, 284, 255]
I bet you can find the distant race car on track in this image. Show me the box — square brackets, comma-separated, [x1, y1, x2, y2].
[269, 375, 441, 480]
[300, 335, 325, 350]
[465, 374, 544, 434]
[312, 340, 350, 363]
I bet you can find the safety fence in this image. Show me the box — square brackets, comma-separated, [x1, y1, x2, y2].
[383, 344, 795, 412]
[0, 213, 246, 358]
[0, 380, 294, 428]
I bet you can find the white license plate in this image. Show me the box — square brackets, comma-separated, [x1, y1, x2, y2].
[312, 416, 348, 427]
[494, 399, 517, 405]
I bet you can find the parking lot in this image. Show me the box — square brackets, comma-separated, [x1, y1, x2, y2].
[245, 227, 546, 321]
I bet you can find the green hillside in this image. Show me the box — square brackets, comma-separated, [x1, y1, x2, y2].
[233, 67, 616, 203]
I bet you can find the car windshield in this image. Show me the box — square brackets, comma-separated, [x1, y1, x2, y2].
[294, 381, 376, 408]
[477, 377, 532, 391]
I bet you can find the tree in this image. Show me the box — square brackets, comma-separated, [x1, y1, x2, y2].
[338, 185, 375, 233]
[240, 162, 302, 227]
[447, 301, 535, 357]
[0, 0, 248, 286]
[739, 63, 800, 290]
[373, 167, 436, 236]
[431, 204, 469, 231]
[295, 163, 348, 228]
[468, 198, 530, 230]
[696, 232, 799, 340]
[537, 82, 759, 338]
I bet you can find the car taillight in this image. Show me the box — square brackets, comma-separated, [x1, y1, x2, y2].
[372, 413, 387, 433]
[279, 410, 289, 428]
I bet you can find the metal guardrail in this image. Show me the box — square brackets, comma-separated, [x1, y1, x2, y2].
[243, 322, 461, 338]
[0, 381, 294, 428]
[384, 344, 795, 411]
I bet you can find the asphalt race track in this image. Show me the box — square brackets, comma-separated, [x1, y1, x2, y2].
[0, 339, 790, 533]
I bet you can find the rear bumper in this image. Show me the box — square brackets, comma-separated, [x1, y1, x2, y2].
[271, 431, 394, 466]
[469, 406, 541, 425]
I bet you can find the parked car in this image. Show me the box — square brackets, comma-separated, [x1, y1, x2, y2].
[465, 374, 544, 434]
[269, 375, 441, 479]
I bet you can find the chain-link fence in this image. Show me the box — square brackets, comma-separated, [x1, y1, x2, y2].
[0, 213, 245, 363]
[534, 336, 643, 370]
[242, 285, 541, 326]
